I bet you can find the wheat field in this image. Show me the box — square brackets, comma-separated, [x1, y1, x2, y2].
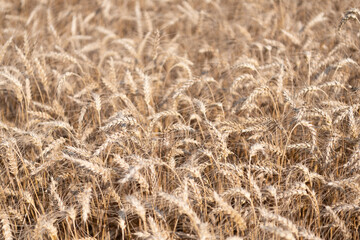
[0, 0, 360, 239]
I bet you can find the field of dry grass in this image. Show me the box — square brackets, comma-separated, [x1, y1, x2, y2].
[1, 0, 360, 239]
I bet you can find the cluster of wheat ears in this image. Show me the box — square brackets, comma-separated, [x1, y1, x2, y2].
[1, 0, 360, 239]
